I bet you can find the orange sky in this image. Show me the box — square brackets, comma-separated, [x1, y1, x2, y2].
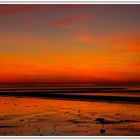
[0, 4, 140, 85]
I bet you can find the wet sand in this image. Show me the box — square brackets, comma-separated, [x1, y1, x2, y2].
[0, 96, 139, 136]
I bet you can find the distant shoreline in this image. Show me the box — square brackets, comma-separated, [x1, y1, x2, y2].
[0, 89, 140, 103]
[0, 87, 140, 92]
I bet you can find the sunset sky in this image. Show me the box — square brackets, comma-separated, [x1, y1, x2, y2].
[0, 4, 140, 85]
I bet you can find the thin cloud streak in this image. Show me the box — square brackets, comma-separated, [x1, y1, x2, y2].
[44, 14, 90, 28]
[0, 5, 41, 16]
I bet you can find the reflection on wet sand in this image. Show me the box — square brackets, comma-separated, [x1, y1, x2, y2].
[0, 96, 140, 136]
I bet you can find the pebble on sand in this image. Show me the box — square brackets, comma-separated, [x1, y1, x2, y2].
[100, 129, 106, 134]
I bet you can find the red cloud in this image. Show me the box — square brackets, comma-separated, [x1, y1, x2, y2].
[0, 5, 41, 16]
[44, 14, 90, 27]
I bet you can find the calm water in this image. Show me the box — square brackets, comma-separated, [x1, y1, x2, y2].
[0, 95, 139, 136]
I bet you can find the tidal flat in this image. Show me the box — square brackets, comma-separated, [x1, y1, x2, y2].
[0, 95, 139, 136]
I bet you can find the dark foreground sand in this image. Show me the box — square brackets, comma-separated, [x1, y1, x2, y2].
[0, 95, 140, 136]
